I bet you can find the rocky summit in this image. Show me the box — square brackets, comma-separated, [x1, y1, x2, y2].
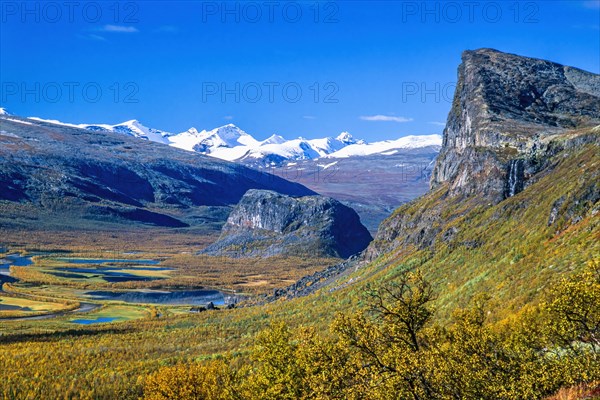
[201, 189, 373, 258]
[431, 48, 600, 202]
[365, 48, 600, 258]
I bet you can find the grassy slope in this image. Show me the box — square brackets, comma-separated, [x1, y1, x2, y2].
[349, 140, 599, 322]
[0, 133, 598, 398]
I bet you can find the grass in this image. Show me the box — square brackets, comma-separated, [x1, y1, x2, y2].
[69, 304, 150, 324]
[0, 129, 597, 398]
[0, 295, 65, 312]
[0, 294, 72, 318]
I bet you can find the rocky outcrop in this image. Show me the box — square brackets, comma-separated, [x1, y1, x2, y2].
[431, 48, 600, 202]
[365, 49, 600, 260]
[201, 189, 373, 258]
[255, 49, 599, 299]
[267, 254, 365, 301]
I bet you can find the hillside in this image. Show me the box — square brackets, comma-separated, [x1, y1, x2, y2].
[356, 127, 599, 321]
[0, 116, 315, 232]
[276, 49, 600, 321]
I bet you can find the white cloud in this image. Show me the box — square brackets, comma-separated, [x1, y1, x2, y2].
[428, 121, 446, 127]
[77, 33, 107, 41]
[88, 34, 107, 41]
[303, 115, 316, 120]
[101, 25, 139, 33]
[223, 116, 234, 120]
[360, 115, 413, 123]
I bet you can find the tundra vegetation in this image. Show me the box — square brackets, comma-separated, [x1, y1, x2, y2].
[1, 49, 599, 399]
[1, 137, 598, 399]
[144, 265, 600, 400]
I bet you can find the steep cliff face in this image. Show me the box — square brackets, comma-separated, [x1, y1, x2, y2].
[273, 50, 598, 318]
[365, 49, 600, 259]
[431, 48, 600, 201]
[201, 189, 373, 258]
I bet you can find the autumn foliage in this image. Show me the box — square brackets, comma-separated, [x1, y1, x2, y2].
[144, 264, 600, 400]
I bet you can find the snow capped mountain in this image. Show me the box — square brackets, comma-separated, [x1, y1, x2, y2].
[191, 124, 260, 154]
[109, 120, 171, 144]
[28, 117, 171, 144]
[325, 134, 442, 158]
[0, 108, 10, 115]
[336, 131, 361, 145]
[165, 124, 261, 161]
[165, 125, 368, 164]
[306, 137, 347, 157]
[21, 115, 442, 165]
[261, 134, 286, 145]
[243, 138, 321, 161]
[166, 127, 205, 152]
[218, 131, 377, 165]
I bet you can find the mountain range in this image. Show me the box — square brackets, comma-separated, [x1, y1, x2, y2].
[1, 114, 441, 233]
[24, 115, 442, 167]
[0, 114, 315, 232]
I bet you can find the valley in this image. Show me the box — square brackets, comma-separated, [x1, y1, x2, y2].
[20, 116, 441, 233]
[0, 46, 598, 399]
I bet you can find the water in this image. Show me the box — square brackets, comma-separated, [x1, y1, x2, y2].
[0, 254, 33, 267]
[71, 317, 117, 325]
[48, 271, 91, 279]
[46, 257, 167, 283]
[0, 264, 10, 275]
[0, 304, 29, 311]
[506, 159, 524, 198]
[0, 275, 17, 286]
[1, 302, 101, 321]
[85, 289, 225, 305]
[0, 254, 34, 287]
[56, 258, 160, 265]
[56, 267, 172, 273]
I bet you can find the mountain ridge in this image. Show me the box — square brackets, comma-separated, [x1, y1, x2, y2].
[25, 116, 442, 166]
[0, 115, 316, 231]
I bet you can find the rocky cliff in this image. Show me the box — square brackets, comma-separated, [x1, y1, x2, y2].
[365, 49, 600, 259]
[431, 48, 600, 202]
[201, 189, 373, 258]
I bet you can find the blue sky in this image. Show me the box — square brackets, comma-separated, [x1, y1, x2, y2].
[1, 1, 598, 141]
